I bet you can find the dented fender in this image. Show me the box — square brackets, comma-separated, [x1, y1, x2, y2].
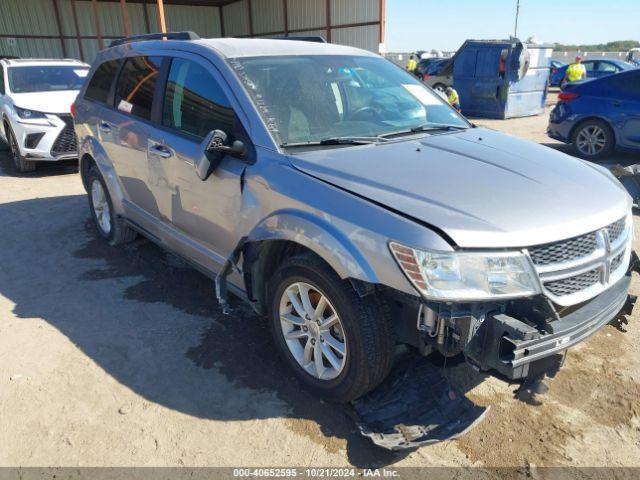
[246, 209, 379, 284]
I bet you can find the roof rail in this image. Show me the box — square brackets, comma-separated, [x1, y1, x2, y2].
[109, 31, 200, 48]
[271, 36, 327, 43]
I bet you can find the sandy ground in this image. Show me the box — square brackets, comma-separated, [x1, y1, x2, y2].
[1, 103, 640, 471]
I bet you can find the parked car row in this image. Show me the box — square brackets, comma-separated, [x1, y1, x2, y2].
[549, 58, 635, 87]
[0, 58, 89, 172]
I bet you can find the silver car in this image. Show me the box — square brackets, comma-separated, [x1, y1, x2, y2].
[73, 33, 635, 402]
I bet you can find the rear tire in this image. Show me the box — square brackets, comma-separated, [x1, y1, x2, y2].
[433, 83, 447, 93]
[8, 128, 35, 173]
[267, 254, 394, 402]
[571, 119, 614, 160]
[87, 166, 137, 246]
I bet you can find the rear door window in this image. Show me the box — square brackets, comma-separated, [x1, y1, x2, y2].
[85, 59, 120, 104]
[114, 56, 162, 121]
[597, 61, 618, 73]
[162, 57, 235, 139]
[583, 61, 596, 73]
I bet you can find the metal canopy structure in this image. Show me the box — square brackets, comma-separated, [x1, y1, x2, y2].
[0, 0, 386, 62]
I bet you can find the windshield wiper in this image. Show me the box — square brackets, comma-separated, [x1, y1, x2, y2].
[281, 136, 387, 148]
[379, 123, 468, 139]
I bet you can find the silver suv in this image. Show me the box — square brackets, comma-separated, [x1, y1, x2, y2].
[73, 33, 635, 402]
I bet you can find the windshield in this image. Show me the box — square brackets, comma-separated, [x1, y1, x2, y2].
[8, 65, 89, 93]
[230, 55, 469, 146]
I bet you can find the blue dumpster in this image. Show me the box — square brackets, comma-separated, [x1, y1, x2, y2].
[447, 39, 553, 119]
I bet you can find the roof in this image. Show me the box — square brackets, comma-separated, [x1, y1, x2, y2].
[1, 58, 89, 66]
[193, 37, 377, 59]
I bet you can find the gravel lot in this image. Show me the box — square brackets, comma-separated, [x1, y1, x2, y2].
[1, 103, 640, 471]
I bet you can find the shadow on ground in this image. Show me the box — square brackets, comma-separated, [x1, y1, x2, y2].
[0, 153, 488, 468]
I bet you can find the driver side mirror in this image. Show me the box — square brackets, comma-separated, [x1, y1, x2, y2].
[194, 129, 246, 181]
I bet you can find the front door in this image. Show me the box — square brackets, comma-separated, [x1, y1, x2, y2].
[147, 54, 246, 272]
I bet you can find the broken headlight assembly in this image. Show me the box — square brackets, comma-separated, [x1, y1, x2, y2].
[389, 242, 541, 301]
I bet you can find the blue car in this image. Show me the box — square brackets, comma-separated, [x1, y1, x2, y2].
[548, 69, 640, 159]
[549, 58, 634, 87]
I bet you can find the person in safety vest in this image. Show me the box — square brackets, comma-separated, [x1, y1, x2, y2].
[445, 86, 461, 112]
[406, 55, 417, 73]
[562, 56, 587, 84]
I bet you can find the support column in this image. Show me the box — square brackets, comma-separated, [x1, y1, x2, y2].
[283, 0, 288, 36]
[91, 0, 104, 49]
[142, 0, 151, 33]
[120, 0, 132, 37]
[325, 0, 331, 42]
[219, 5, 225, 37]
[70, 0, 85, 61]
[379, 0, 385, 45]
[247, 0, 254, 37]
[156, 0, 167, 34]
[51, 0, 67, 57]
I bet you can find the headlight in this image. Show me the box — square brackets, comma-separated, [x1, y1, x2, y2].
[14, 106, 47, 120]
[389, 242, 541, 301]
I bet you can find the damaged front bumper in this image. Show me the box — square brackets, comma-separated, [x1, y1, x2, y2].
[465, 273, 634, 380]
[385, 254, 638, 383]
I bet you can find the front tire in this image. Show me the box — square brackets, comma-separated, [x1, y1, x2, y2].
[571, 119, 614, 160]
[87, 166, 137, 246]
[8, 128, 35, 173]
[267, 254, 394, 402]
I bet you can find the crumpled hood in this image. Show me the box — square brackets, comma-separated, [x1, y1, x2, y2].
[288, 127, 631, 248]
[10, 91, 79, 115]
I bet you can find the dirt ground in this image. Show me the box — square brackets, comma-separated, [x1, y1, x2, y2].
[1, 102, 640, 472]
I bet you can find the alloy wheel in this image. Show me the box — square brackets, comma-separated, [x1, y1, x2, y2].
[91, 179, 112, 235]
[279, 281, 347, 381]
[576, 125, 607, 157]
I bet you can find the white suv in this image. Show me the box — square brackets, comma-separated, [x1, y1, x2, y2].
[0, 58, 89, 172]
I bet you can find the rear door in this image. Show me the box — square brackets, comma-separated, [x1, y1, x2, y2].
[107, 55, 165, 224]
[146, 53, 247, 272]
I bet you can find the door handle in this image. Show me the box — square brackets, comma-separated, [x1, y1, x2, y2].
[99, 122, 111, 132]
[612, 101, 622, 107]
[148, 144, 173, 159]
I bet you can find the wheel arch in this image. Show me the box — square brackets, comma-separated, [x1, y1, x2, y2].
[241, 210, 380, 312]
[78, 136, 127, 216]
[569, 115, 617, 147]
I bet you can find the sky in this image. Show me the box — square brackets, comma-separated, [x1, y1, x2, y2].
[385, 0, 640, 52]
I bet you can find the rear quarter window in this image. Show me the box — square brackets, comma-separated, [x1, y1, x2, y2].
[85, 59, 121, 104]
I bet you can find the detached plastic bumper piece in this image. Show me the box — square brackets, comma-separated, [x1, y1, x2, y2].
[465, 274, 632, 380]
[352, 356, 488, 450]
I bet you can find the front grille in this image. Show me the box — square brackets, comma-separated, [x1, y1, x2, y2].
[544, 269, 600, 296]
[529, 232, 597, 266]
[610, 251, 625, 273]
[51, 114, 78, 156]
[529, 216, 629, 305]
[607, 218, 625, 243]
